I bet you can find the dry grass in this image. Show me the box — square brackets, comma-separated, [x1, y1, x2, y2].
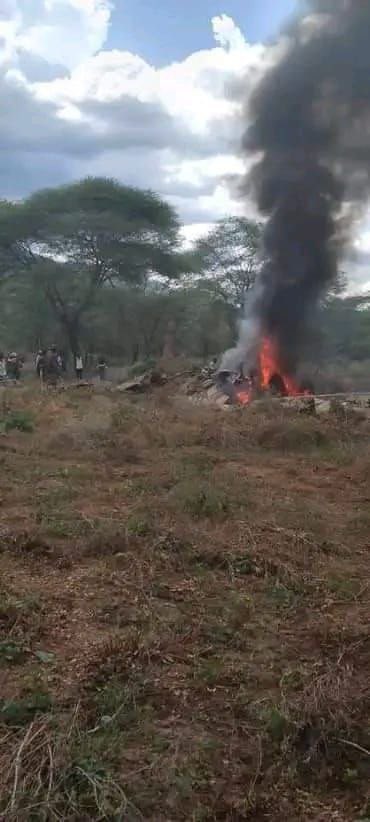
[0, 385, 370, 820]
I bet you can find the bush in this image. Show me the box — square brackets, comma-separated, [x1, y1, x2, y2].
[0, 692, 52, 725]
[0, 641, 26, 665]
[175, 480, 230, 519]
[256, 418, 328, 451]
[1, 410, 34, 433]
[128, 358, 156, 378]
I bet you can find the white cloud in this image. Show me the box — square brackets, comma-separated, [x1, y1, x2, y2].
[355, 230, 370, 255]
[0, 2, 289, 231]
[1, 0, 112, 69]
[0, 2, 21, 65]
[212, 14, 250, 53]
[32, 16, 270, 136]
[163, 155, 245, 189]
[181, 223, 213, 248]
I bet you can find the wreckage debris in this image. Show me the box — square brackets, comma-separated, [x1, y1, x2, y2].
[117, 369, 168, 393]
[114, 362, 370, 418]
[180, 365, 370, 417]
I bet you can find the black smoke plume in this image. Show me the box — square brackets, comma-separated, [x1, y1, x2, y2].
[238, 0, 370, 375]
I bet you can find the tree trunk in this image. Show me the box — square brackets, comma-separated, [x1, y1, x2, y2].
[61, 317, 81, 360]
[44, 288, 82, 361]
[131, 342, 139, 363]
[162, 319, 177, 359]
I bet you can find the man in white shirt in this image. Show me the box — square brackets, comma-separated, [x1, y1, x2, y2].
[75, 354, 84, 381]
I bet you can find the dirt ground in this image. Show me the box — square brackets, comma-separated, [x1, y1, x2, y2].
[0, 384, 370, 820]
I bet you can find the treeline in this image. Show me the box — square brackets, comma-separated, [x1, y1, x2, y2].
[0, 176, 369, 378]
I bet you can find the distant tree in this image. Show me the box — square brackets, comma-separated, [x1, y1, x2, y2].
[81, 280, 234, 365]
[0, 178, 192, 355]
[195, 217, 263, 309]
[319, 293, 370, 361]
[0, 271, 55, 354]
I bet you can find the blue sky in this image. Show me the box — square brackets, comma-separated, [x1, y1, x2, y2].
[1, 0, 369, 282]
[107, 0, 299, 65]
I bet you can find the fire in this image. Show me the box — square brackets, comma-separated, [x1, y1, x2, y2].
[231, 335, 312, 406]
[260, 337, 279, 390]
[235, 388, 251, 405]
[259, 336, 305, 397]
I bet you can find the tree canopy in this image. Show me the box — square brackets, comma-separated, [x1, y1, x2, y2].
[0, 177, 193, 354]
[195, 216, 263, 309]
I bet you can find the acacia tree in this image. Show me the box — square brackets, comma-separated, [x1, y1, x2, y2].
[0, 177, 191, 355]
[195, 217, 263, 310]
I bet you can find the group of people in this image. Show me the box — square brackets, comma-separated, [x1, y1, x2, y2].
[36, 347, 86, 385]
[36, 346, 67, 386]
[35, 347, 107, 386]
[0, 346, 108, 386]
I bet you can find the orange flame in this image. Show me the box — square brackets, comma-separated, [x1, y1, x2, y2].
[233, 335, 312, 406]
[259, 336, 303, 396]
[260, 337, 279, 390]
[235, 388, 251, 405]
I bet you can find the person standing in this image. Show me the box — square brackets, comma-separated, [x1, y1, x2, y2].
[75, 353, 84, 381]
[0, 352, 7, 381]
[97, 356, 107, 381]
[36, 350, 46, 384]
[36, 350, 43, 377]
[6, 352, 21, 381]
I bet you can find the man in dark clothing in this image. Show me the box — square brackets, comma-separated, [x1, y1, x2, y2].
[97, 356, 107, 381]
[6, 353, 21, 381]
[44, 348, 60, 387]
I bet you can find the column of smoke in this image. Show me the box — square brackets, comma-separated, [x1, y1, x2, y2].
[223, 0, 370, 376]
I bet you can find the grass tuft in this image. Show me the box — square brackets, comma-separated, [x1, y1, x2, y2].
[174, 479, 230, 519]
[1, 410, 35, 433]
[0, 692, 52, 725]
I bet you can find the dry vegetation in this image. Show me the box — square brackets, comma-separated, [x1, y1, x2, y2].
[0, 384, 370, 820]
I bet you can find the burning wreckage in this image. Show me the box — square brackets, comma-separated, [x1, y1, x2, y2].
[216, 337, 314, 407]
[208, 0, 370, 411]
[124, 2, 370, 418]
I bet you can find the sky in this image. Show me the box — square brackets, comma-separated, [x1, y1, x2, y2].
[0, 0, 369, 285]
[106, 0, 298, 65]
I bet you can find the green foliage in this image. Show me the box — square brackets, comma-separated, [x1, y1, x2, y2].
[1, 410, 34, 433]
[265, 706, 291, 743]
[327, 576, 359, 600]
[35, 650, 56, 665]
[127, 515, 152, 537]
[267, 582, 298, 609]
[0, 692, 52, 725]
[175, 479, 230, 519]
[0, 177, 191, 355]
[128, 358, 157, 376]
[0, 641, 26, 665]
[195, 657, 223, 686]
[195, 216, 263, 308]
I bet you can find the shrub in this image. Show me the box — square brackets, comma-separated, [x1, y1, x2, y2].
[128, 358, 156, 378]
[175, 480, 230, 519]
[0, 641, 26, 665]
[127, 515, 152, 537]
[256, 418, 328, 451]
[0, 692, 52, 725]
[1, 410, 34, 433]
